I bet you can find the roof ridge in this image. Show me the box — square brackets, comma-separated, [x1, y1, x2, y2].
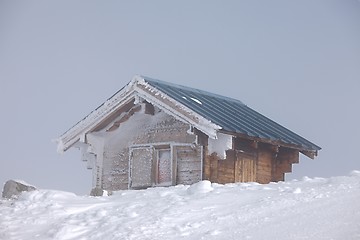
[140, 75, 245, 105]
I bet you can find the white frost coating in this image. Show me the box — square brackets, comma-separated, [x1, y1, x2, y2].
[56, 139, 65, 154]
[208, 132, 233, 159]
[86, 132, 105, 188]
[87, 132, 105, 154]
[56, 78, 138, 152]
[133, 95, 142, 104]
[190, 97, 202, 105]
[99, 107, 198, 189]
[80, 145, 96, 169]
[56, 75, 221, 153]
[136, 77, 221, 139]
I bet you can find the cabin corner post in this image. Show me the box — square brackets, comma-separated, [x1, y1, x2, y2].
[202, 146, 211, 181]
[94, 144, 105, 190]
[171, 145, 177, 186]
[86, 134, 105, 191]
[200, 145, 204, 181]
[193, 128, 209, 181]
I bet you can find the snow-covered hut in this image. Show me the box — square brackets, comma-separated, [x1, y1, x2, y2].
[56, 75, 321, 192]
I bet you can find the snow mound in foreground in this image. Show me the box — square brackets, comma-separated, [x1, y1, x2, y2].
[1, 172, 360, 240]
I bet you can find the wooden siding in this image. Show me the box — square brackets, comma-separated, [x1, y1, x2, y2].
[217, 159, 235, 184]
[236, 151, 256, 182]
[175, 145, 202, 185]
[204, 138, 301, 185]
[256, 147, 273, 184]
[205, 150, 256, 184]
[272, 147, 299, 182]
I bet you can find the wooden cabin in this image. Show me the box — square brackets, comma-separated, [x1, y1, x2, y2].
[56, 75, 321, 194]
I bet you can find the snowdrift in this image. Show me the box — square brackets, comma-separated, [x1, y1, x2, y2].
[1, 172, 360, 240]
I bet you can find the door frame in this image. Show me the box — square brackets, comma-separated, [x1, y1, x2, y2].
[129, 146, 154, 189]
[129, 143, 198, 189]
[129, 143, 174, 189]
[154, 147, 172, 187]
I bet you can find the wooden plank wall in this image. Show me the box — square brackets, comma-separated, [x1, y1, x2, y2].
[256, 146, 274, 184]
[217, 158, 235, 184]
[272, 147, 299, 182]
[209, 153, 219, 183]
[176, 145, 202, 185]
[204, 138, 301, 185]
[236, 151, 256, 182]
[204, 149, 257, 184]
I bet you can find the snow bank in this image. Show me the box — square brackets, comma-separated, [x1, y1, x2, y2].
[187, 180, 213, 194]
[2, 180, 36, 199]
[1, 172, 360, 240]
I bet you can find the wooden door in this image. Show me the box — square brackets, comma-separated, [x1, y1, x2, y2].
[156, 149, 172, 186]
[235, 151, 256, 182]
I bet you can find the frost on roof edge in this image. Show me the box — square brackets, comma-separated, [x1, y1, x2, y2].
[56, 75, 223, 152]
[136, 75, 221, 139]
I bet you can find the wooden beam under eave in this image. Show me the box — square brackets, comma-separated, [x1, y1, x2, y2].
[250, 140, 258, 149]
[271, 145, 279, 153]
[301, 150, 317, 159]
[219, 130, 315, 154]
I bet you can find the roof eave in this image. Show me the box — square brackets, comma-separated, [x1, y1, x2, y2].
[219, 129, 320, 155]
[56, 75, 223, 153]
[56, 79, 139, 152]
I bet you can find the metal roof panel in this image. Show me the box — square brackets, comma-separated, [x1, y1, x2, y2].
[143, 76, 321, 151]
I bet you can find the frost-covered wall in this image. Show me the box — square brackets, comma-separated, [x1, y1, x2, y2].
[88, 102, 201, 191]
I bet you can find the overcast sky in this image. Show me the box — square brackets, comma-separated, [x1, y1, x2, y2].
[1, 1, 359, 194]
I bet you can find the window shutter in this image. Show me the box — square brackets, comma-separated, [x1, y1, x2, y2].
[130, 147, 154, 189]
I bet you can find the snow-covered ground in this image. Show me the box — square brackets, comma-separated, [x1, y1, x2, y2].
[1, 172, 360, 240]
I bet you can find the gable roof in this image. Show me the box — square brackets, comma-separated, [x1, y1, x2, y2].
[144, 77, 320, 152]
[56, 75, 320, 155]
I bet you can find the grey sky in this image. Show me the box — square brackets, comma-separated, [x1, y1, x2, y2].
[1, 1, 359, 194]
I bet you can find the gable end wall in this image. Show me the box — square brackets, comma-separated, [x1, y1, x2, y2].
[99, 105, 200, 191]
